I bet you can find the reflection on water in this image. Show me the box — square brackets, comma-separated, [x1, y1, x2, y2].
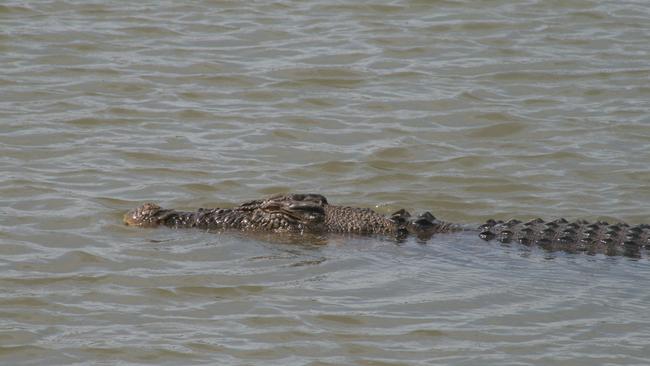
[2, 0, 650, 364]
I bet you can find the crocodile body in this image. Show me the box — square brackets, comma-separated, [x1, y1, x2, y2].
[124, 193, 650, 257]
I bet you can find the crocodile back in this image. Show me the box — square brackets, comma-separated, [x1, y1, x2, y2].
[323, 205, 398, 235]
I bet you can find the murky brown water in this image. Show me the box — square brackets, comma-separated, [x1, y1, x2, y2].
[2, 1, 650, 365]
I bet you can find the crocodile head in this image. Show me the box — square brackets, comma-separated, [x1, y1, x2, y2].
[123, 203, 174, 228]
[255, 193, 327, 231]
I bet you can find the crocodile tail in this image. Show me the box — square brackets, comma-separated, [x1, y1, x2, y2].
[479, 218, 650, 256]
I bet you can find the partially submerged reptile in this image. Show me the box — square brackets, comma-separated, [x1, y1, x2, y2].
[124, 193, 650, 257]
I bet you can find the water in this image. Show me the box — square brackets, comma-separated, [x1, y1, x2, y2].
[2, 0, 650, 364]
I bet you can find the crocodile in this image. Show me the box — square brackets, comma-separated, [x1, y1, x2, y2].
[124, 193, 650, 257]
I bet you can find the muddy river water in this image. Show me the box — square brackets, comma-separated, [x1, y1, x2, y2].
[2, 1, 650, 364]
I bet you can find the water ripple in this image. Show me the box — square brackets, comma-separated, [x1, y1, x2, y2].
[2, 0, 650, 364]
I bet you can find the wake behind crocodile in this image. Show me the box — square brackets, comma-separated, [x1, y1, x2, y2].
[124, 193, 650, 258]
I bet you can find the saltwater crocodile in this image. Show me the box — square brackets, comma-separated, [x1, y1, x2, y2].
[124, 193, 650, 257]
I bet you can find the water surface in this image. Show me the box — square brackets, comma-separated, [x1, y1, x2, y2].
[2, 0, 650, 365]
